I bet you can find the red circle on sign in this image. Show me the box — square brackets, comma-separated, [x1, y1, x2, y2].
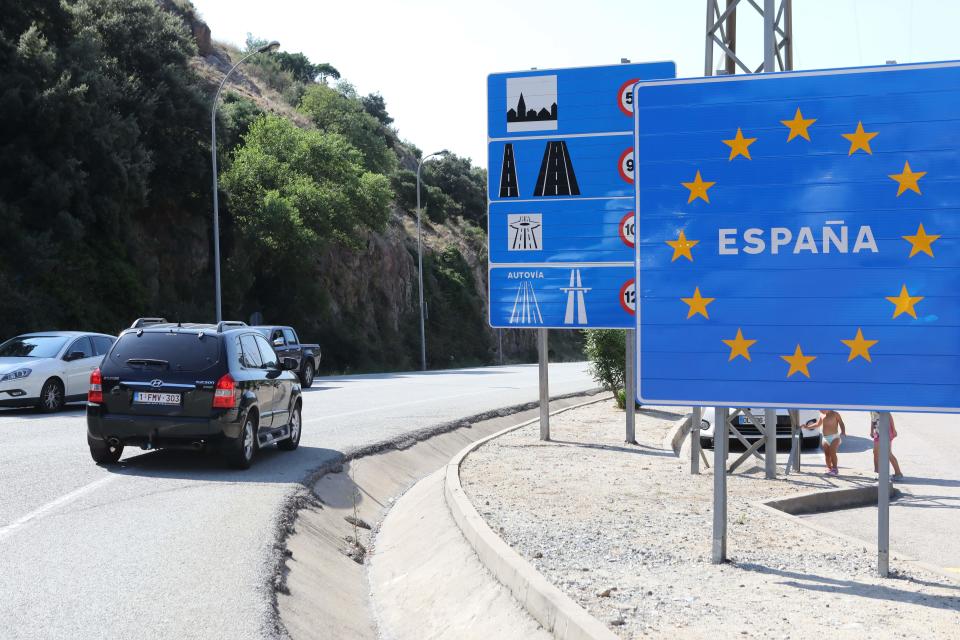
[618, 147, 634, 184]
[619, 279, 636, 316]
[617, 78, 640, 116]
[618, 212, 636, 248]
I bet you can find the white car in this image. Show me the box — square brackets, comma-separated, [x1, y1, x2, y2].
[0, 332, 116, 412]
[699, 407, 822, 450]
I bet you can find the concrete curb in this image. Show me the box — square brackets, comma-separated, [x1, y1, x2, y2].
[756, 487, 960, 585]
[443, 395, 620, 640]
[763, 483, 899, 516]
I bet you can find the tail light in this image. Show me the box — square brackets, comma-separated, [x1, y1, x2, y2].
[88, 368, 103, 404]
[213, 373, 239, 409]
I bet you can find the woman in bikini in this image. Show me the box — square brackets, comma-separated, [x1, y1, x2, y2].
[811, 409, 845, 475]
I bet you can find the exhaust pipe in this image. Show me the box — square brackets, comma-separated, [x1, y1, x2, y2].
[107, 437, 121, 447]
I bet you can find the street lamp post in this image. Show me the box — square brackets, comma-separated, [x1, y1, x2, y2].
[415, 150, 447, 371]
[210, 40, 280, 322]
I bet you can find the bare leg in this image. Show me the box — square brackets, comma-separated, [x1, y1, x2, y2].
[873, 441, 879, 472]
[889, 450, 903, 476]
[829, 439, 842, 470]
[822, 442, 831, 470]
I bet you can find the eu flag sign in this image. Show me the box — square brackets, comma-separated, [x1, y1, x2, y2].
[634, 61, 960, 412]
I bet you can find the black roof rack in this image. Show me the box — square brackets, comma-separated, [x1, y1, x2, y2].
[130, 317, 167, 329]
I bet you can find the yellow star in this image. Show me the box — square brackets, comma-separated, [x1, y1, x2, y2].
[780, 107, 816, 142]
[841, 328, 879, 362]
[722, 328, 757, 362]
[888, 161, 926, 196]
[681, 287, 715, 319]
[722, 128, 757, 161]
[665, 230, 699, 262]
[780, 345, 816, 378]
[841, 121, 879, 155]
[886, 284, 924, 319]
[902, 223, 940, 258]
[681, 170, 715, 204]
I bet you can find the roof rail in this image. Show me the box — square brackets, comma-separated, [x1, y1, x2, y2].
[130, 317, 167, 329]
[216, 321, 248, 332]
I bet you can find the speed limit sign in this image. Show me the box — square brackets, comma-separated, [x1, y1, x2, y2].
[618, 212, 635, 248]
[619, 279, 636, 316]
[618, 147, 634, 184]
[617, 78, 640, 116]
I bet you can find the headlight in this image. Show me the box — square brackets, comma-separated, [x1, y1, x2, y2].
[0, 368, 31, 382]
[700, 420, 710, 430]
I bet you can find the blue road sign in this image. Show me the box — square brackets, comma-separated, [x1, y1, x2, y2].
[634, 61, 960, 412]
[488, 61, 675, 329]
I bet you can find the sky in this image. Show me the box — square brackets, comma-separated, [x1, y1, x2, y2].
[191, 0, 960, 166]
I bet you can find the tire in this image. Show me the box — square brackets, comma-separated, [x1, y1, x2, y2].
[299, 361, 314, 388]
[226, 412, 257, 469]
[700, 437, 714, 450]
[39, 378, 65, 413]
[277, 404, 301, 451]
[89, 437, 123, 465]
[802, 435, 822, 450]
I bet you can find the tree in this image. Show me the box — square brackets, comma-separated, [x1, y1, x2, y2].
[275, 51, 317, 84]
[584, 330, 627, 408]
[315, 62, 340, 84]
[298, 84, 396, 174]
[222, 114, 392, 250]
[0, 0, 207, 333]
[422, 153, 487, 226]
[361, 92, 393, 126]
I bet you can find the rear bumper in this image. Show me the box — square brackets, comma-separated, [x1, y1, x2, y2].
[86, 405, 245, 448]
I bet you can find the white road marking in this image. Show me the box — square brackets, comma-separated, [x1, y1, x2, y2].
[0, 475, 117, 541]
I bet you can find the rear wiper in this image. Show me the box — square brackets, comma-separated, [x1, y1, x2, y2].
[126, 358, 169, 367]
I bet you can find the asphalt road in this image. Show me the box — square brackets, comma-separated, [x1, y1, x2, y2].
[800, 411, 960, 574]
[0, 363, 594, 640]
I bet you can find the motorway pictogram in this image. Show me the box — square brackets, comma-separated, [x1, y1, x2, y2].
[533, 141, 580, 197]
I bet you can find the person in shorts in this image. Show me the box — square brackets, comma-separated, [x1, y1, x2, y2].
[809, 409, 845, 475]
[870, 411, 904, 480]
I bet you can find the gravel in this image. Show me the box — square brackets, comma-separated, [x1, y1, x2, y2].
[460, 400, 960, 639]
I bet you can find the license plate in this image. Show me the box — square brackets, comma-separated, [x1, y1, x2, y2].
[133, 391, 181, 405]
[740, 415, 764, 425]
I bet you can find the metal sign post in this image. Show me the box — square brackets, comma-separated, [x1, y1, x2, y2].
[764, 408, 776, 479]
[538, 329, 550, 441]
[712, 406, 728, 563]
[691, 406, 702, 474]
[877, 411, 891, 577]
[625, 329, 637, 443]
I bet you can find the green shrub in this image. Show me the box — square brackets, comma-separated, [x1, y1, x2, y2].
[584, 330, 626, 408]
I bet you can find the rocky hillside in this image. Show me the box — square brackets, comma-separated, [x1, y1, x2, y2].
[0, 0, 583, 372]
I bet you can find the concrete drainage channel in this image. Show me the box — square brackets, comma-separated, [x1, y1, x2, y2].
[270, 390, 602, 640]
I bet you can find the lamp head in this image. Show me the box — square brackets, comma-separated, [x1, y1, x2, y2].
[258, 41, 281, 53]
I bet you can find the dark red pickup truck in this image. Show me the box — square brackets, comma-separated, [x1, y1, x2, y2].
[252, 326, 321, 388]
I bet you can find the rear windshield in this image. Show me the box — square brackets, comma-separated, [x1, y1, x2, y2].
[0, 336, 68, 358]
[108, 332, 221, 372]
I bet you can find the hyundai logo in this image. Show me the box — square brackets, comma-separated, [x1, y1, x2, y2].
[150, 379, 163, 388]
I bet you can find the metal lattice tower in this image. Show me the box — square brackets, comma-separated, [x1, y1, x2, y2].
[705, 0, 793, 75]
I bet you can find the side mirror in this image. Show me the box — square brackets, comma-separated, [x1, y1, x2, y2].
[65, 351, 85, 362]
[272, 337, 284, 347]
[282, 358, 298, 371]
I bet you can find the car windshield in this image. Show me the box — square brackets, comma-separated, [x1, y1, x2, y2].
[110, 332, 220, 372]
[0, 336, 69, 358]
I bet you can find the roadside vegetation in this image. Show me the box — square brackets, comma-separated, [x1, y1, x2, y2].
[0, 0, 579, 372]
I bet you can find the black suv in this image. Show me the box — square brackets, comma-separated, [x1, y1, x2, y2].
[87, 321, 302, 469]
